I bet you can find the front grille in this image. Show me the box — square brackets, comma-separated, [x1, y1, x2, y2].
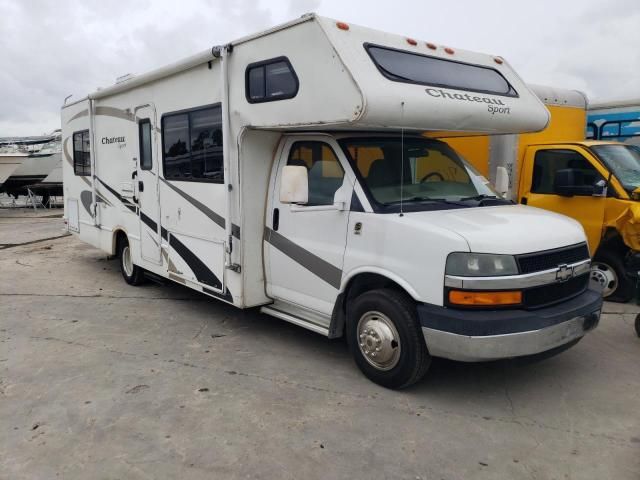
[517, 243, 590, 274]
[523, 273, 589, 308]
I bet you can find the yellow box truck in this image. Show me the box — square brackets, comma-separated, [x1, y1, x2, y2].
[439, 85, 640, 302]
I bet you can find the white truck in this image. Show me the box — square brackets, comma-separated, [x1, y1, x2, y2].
[61, 14, 602, 388]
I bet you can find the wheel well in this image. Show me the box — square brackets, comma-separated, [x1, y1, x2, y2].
[328, 273, 414, 339]
[113, 230, 128, 256]
[595, 228, 628, 259]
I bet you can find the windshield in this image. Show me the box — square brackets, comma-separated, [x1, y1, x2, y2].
[591, 144, 640, 192]
[339, 137, 502, 211]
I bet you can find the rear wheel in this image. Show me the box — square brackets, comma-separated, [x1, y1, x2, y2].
[591, 250, 634, 302]
[346, 289, 430, 389]
[119, 236, 145, 286]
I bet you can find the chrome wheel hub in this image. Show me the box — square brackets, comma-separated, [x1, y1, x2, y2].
[357, 311, 401, 371]
[122, 245, 134, 277]
[590, 262, 617, 297]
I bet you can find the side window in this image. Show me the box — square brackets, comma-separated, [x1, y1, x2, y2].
[531, 149, 602, 195]
[73, 130, 90, 176]
[586, 122, 597, 140]
[246, 57, 298, 103]
[287, 142, 344, 206]
[162, 105, 223, 182]
[139, 120, 152, 170]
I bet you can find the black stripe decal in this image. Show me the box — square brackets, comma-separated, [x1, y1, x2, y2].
[168, 234, 222, 290]
[161, 178, 240, 239]
[264, 227, 342, 289]
[140, 211, 158, 232]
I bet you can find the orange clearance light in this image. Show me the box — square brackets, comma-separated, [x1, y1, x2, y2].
[444, 47, 455, 54]
[494, 57, 504, 64]
[406, 38, 417, 46]
[426, 42, 437, 50]
[449, 290, 522, 306]
[336, 21, 350, 31]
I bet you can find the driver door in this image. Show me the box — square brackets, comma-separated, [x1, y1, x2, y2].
[520, 145, 607, 253]
[265, 136, 355, 318]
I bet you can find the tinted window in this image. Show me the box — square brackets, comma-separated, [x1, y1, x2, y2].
[139, 120, 152, 170]
[73, 130, 90, 176]
[162, 105, 223, 182]
[287, 142, 344, 206]
[246, 57, 298, 103]
[531, 149, 602, 195]
[366, 44, 517, 97]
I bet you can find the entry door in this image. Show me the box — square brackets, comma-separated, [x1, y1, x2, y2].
[135, 105, 162, 263]
[520, 145, 607, 253]
[266, 137, 354, 317]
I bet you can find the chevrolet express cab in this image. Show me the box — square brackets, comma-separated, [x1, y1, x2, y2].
[61, 15, 602, 388]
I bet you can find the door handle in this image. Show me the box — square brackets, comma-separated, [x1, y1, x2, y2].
[272, 208, 279, 231]
[138, 181, 144, 192]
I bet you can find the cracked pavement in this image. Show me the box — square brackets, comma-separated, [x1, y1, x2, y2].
[1, 210, 639, 479]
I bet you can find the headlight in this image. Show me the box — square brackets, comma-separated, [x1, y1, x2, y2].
[446, 252, 518, 277]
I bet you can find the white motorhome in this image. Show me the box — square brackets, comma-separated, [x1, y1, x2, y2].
[61, 14, 602, 388]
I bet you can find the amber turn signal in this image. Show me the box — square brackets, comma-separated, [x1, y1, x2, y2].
[449, 290, 522, 306]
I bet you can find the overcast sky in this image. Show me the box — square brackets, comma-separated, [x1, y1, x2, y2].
[1, 0, 639, 136]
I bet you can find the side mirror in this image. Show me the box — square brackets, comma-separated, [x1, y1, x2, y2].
[279, 165, 308, 204]
[632, 187, 640, 201]
[554, 169, 595, 197]
[593, 179, 607, 197]
[495, 166, 509, 197]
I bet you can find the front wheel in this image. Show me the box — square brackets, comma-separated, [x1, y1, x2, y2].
[591, 250, 634, 302]
[119, 236, 146, 286]
[346, 289, 431, 389]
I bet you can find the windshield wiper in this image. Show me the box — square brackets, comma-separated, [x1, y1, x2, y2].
[389, 196, 468, 207]
[459, 194, 499, 201]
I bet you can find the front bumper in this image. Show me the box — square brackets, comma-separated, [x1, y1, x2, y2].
[417, 288, 602, 362]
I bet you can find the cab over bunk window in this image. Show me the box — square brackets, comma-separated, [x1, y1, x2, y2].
[246, 56, 299, 103]
[162, 105, 223, 182]
[288, 141, 344, 206]
[73, 130, 91, 176]
[365, 44, 517, 97]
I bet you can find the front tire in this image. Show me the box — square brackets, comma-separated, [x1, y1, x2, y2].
[119, 236, 145, 286]
[591, 250, 634, 302]
[346, 289, 431, 389]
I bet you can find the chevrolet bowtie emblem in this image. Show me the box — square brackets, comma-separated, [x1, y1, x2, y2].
[556, 264, 574, 282]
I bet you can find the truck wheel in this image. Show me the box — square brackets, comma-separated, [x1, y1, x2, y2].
[591, 250, 634, 302]
[119, 236, 146, 286]
[346, 289, 431, 389]
[635, 313, 640, 338]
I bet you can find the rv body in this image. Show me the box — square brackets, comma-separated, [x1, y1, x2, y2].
[62, 15, 601, 388]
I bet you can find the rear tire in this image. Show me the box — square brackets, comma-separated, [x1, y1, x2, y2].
[635, 313, 640, 338]
[118, 236, 146, 286]
[592, 250, 634, 303]
[346, 289, 431, 389]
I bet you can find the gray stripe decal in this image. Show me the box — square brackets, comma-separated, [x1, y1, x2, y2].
[161, 178, 240, 239]
[95, 106, 135, 122]
[264, 227, 342, 289]
[67, 109, 89, 123]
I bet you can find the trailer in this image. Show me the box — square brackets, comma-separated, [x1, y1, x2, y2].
[587, 99, 640, 146]
[62, 14, 601, 388]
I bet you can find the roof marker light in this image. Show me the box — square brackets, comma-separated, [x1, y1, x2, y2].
[406, 38, 417, 46]
[426, 42, 437, 50]
[444, 47, 455, 55]
[336, 21, 349, 31]
[494, 57, 503, 64]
